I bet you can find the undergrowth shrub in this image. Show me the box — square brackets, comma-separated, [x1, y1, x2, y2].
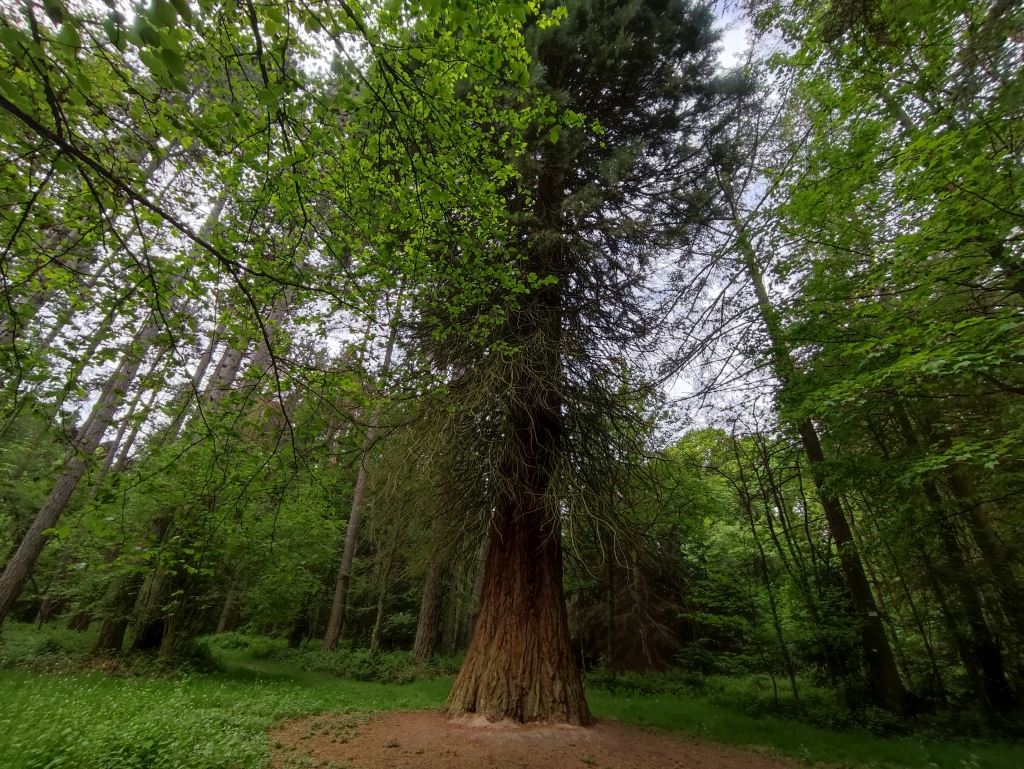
[0, 621, 96, 673]
[0, 622, 222, 676]
[202, 632, 457, 683]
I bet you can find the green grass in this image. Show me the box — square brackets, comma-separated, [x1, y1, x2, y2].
[589, 692, 1024, 769]
[0, 654, 451, 769]
[0, 636, 1021, 769]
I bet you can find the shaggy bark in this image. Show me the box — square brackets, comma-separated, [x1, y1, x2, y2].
[445, 504, 591, 725]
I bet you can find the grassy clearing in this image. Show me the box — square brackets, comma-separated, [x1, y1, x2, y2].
[0, 654, 450, 769]
[0, 625, 1021, 769]
[589, 693, 1024, 769]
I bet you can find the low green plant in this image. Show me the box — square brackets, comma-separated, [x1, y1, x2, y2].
[588, 691, 1024, 769]
[0, 622, 223, 677]
[0, 620, 97, 673]
[203, 632, 456, 683]
[3, 631, 1021, 769]
[0, 658, 450, 769]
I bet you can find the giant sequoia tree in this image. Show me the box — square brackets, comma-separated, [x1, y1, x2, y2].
[413, 0, 732, 724]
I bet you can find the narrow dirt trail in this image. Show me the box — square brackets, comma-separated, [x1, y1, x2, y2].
[270, 710, 795, 769]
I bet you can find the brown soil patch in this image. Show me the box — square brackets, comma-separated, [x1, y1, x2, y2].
[269, 710, 794, 769]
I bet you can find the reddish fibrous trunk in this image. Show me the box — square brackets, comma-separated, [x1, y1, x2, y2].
[445, 501, 591, 725]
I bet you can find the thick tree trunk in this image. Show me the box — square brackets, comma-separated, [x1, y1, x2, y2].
[130, 568, 167, 652]
[413, 560, 444, 662]
[159, 614, 177, 659]
[93, 517, 171, 655]
[444, 149, 589, 724]
[66, 610, 91, 631]
[92, 572, 146, 655]
[445, 503, 591, 724]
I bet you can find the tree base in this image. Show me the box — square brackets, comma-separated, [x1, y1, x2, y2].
[445, 504, 591, 726]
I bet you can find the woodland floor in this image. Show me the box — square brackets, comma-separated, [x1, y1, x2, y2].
[3, 624, 1023, 769]
[269, 709, 793, 769]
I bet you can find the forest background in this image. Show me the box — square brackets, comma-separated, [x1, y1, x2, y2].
[0, 0, 1022, 757]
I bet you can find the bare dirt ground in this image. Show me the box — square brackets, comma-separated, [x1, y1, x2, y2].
[269, 710, 795, 769]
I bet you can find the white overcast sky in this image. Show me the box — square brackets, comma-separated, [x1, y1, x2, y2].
[715, 0, 751, 69]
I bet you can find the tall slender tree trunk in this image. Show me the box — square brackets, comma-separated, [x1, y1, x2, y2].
[322, 446, 370, 652]
[921, 482, 1017, 714]
[945, 469, 1024, 641]
[916, 536, 1001, 719]
[604, 530, 616, 671]
[110, 387, 159, 473]
[166, 327, 222, 438]
[91, 350, 165, 492]
[871, 512, 947, 702]
[413, 559, 444, 662]
[203, 339, 246, 404]
[722, 179, 908, 715]
[370, 590, 386, 652]
[322, 314, 400, 652]
[0, 325, 159, 627]
[797, 422, 909, 714]
[733, 446, 800, 701]
[217, 588, 238, 634]
[894, 405, 1017, 714]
